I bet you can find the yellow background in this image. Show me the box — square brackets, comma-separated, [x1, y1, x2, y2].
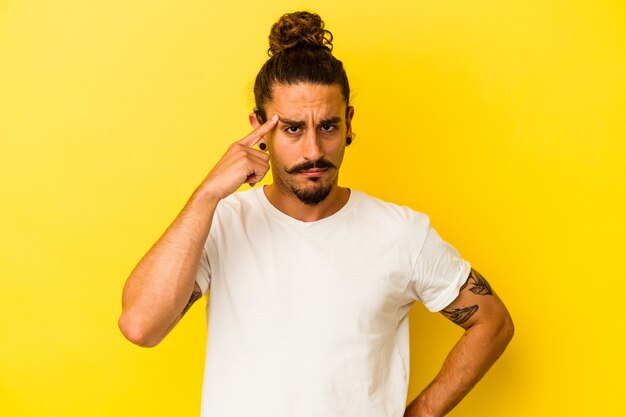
[1, 1, 624, 416]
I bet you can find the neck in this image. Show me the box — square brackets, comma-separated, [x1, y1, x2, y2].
[263, 183, 350, 222]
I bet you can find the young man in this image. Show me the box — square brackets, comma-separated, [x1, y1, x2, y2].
[119, 11, 513, 417]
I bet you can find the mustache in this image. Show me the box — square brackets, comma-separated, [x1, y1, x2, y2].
[285, 159, 336, 174]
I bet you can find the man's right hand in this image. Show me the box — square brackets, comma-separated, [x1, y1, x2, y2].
[199, 114, 279, 201]
[119, 114, 279, 348]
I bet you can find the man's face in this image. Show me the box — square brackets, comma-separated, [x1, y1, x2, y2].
[256, 83, 353, 205]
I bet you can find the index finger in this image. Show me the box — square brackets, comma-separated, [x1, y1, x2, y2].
[239, 114, 279, 147]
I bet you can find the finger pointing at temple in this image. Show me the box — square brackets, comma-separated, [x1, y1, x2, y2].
[240, 114, 279, 147]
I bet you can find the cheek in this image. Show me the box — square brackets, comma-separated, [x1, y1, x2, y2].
[324, 140, 346, 159]
[270, 136, 300, 154]
[268, 142, 299, 166]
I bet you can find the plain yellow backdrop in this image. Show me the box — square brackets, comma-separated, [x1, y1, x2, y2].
[1, 1, 624, 416]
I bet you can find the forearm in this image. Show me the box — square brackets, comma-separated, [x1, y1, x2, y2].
[118, 116, 277, 346]
[118, 186, 219, 347]
[405, 318, 514, 417]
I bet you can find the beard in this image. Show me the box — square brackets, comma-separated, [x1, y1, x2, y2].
[282, 159, 337, 205]
[290, 178, 333, 205]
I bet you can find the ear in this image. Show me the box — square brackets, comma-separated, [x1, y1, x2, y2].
[345, 106, 355, 137]
[249, 112, 261, 129]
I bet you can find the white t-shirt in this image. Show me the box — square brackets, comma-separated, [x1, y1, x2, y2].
[195, 187, 470, 417]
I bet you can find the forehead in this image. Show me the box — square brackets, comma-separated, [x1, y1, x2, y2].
[268, 83, 345, 120]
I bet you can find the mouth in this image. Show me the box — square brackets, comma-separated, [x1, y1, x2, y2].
[298, 168, 328, 178]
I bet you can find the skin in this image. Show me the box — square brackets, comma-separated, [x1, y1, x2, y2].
[118, 111, 279, 347]
[404, 269, 514, 417]
[119, 83, 353, 346]
[118, 82, 513, 416]
[249, 83, 354, 222]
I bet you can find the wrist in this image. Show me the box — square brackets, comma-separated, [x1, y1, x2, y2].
[405, 395, 437, 417]
[192, 183, 223, 207]
[187, 186, 221, 211]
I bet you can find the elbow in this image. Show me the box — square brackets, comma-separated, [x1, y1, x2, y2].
[500, 311, 515, 346]
[118, 312, 162, 348]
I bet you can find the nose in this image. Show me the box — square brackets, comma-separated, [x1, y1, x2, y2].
[302, 129, 324, 161]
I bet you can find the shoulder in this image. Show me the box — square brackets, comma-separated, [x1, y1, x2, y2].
[348, 190, 432, 248]
[350, 190, 431, 230]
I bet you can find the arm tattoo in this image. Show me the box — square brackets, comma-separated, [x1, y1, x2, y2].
[181, 289, 202, 317]
[441, 270, 492, 325]
[442, 305, 479, 325]
[467, 268, 493, 296]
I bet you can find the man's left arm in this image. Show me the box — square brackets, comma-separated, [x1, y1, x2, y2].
[404, 268, 514, 417]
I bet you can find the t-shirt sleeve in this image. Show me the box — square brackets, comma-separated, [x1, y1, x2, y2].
[408, 225, 471, 312]
[195, 245, 211, 296]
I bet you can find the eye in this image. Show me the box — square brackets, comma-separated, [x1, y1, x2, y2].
[320, 124, 337, 132]
[285, 125, 302, 134]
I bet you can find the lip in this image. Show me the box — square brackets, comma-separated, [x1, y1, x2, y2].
[298, 168, 328, 177]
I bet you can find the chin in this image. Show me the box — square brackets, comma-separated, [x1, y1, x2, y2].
[292, 181, 333, 205]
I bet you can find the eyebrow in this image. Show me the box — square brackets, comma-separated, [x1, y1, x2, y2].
[279, 116, 342, 127]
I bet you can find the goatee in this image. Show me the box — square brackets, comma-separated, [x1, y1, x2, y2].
[283, 158, 337, 205]
[291, 181, 333, 205]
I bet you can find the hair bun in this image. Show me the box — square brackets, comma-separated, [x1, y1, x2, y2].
[268, 11, 333, 56]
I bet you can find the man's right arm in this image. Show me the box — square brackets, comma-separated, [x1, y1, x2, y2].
[118, 115, 278, 347]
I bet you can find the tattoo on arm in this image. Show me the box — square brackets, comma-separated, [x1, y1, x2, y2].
[181, 289, 202, 317]
[468, 268, 493, 296]
[441, 269, 492, 325]
[442, 305, 479, 325]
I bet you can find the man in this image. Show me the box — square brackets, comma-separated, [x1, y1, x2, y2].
[119, 11, 513, 417]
